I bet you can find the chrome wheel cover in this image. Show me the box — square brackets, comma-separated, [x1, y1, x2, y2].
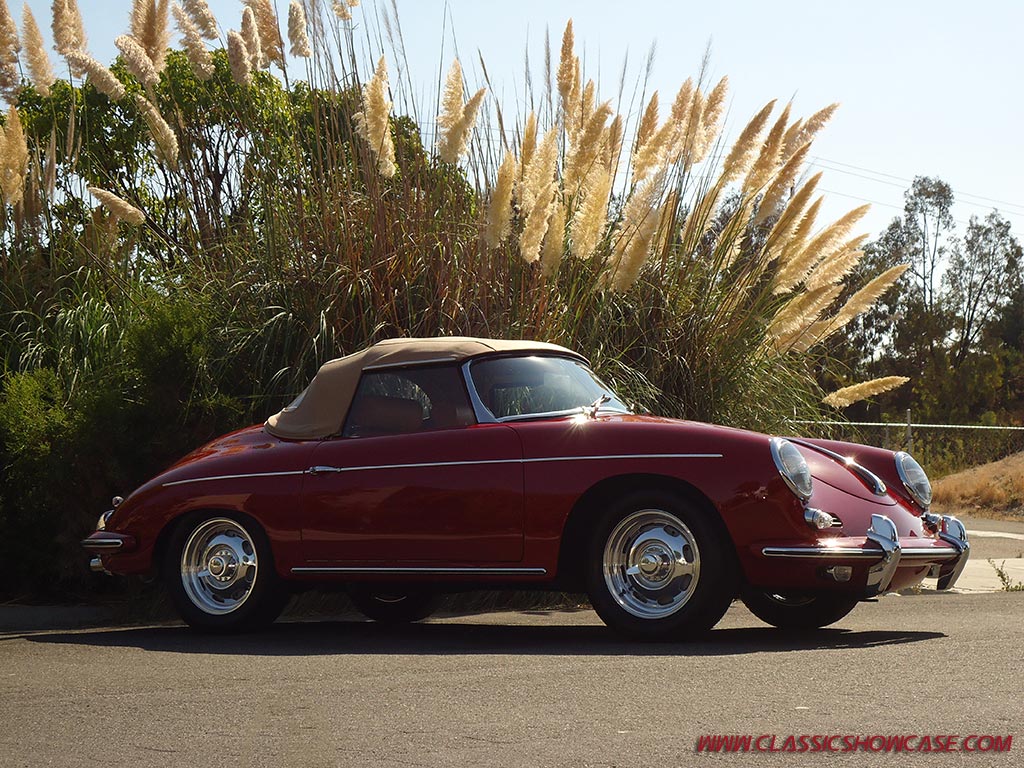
[180, 518, 258, 615]
[602, 509, 700, 619]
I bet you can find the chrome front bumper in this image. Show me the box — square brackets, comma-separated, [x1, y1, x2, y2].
[762, 514, 969, 596]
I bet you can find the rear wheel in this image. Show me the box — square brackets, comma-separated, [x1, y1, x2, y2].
[586, 490, 736, 640]
[164, 513, 288, 631]
[741, 589, 858, 629]
[349, 587, 439, 623]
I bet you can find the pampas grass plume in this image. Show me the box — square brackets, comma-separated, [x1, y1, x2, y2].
[182, 0, 218, 40]
[332, 1, 352, 21]
[565, 100, 611, 192]
[519, 127, 557, 217]
[115, 34, 159, 87]
[823, 377, 909, 408]
[767, 171, 821, 247]
[570, 163, 611, 259]
[65, 50, 125, 100]
[831, 264, 909, 328]
[608, 169, 666, 291]
[287, 1, 311, 58]
[754, 141, 810, 226]
[441, 87, 486, 163]
[1, 104, 28, 205]
[720, 99, 775, 183]
[744, 102, 790, 194]
[172, 3, 213, 79]
[244, 0, 284, 68]
[130, 0, 171, 73]
[484, 151, 517, 249]
[540, 197, 566, 276]
[556, 20, 575, 110]
[241, 6, 263, 69]
[0, 0, 20, 100]
[436, 60, 487, 164]
[520, 180, 555, 264]
[694, 76, 728, 163]
[634, 92, 659, 155]
[52, 0, 86, 55]
[88, 185, 145, 225]
[353, 55, 396, 178]
[22, 6, 54, 97]
[135, 94, 178, 169]
[603, 113, 623, 170]
[804, 234, 869, 290]
[519, 111, 538, 170]
[227, 29, 251, 84]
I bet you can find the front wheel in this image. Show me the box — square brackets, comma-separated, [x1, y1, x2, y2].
[586, 491, 737, 640]
[164, 513, 288, 631]
[349, 587, 439, 623]
[741, 589, 859, 629]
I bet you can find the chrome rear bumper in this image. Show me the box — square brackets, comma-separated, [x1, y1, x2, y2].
[762, 514, 969, 596]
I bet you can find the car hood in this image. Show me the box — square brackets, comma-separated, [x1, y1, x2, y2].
[794, 442, 897, 505]
[587, 413, 896, 505]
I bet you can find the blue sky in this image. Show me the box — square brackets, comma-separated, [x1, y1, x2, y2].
[24, 0, 1024, 240]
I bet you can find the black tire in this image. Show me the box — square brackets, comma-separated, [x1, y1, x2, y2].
[349, 587, 439, 624]
[740, 588, 859, 629]
[585, 489, 737, 641]
[163, 512, 288, 632]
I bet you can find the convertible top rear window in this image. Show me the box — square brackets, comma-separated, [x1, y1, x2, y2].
[470, 356, 628, 421]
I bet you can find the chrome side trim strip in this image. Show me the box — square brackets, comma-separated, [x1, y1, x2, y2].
[291, 566, 548, 575]
[524, 453, 723, 463]
[80, 538, 124, 550]
[162, 454, 723, 487]
[162, 470, 306, 487]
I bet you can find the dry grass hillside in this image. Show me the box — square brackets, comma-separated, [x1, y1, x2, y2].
[931, 452, 1024, 519]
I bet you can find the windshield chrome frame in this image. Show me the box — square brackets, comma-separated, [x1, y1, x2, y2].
[461, 354, 631, 425]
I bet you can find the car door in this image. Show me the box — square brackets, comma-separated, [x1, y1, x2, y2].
[299, 363, 525, 563]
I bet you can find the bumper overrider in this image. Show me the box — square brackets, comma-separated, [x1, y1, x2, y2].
[762, 514, 969, 596]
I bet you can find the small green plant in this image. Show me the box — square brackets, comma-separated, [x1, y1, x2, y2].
[988, 559, 1024, 592]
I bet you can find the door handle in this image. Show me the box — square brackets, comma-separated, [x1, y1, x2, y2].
[306, 465, 343, 475]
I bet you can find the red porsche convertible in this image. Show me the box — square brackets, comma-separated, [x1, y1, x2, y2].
[82, 337, 969, 638]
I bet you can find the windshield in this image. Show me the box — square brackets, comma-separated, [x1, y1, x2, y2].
[469, 356, 629, 421]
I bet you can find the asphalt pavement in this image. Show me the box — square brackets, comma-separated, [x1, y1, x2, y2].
[2, 591, 1021, 767]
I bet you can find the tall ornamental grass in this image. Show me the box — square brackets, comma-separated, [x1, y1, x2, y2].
[0, 0, 904, 598]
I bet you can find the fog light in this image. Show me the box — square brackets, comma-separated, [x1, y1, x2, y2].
[825, 565, 853, 582]
[804, 508, 836, 530]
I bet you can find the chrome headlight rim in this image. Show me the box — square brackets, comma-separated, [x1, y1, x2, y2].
[770, 437, 814, 501]
[894, 451, 932, 509]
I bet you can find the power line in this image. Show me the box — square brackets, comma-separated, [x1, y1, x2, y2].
[811, 155, 1024, 214]
[818, 188, 978, 229]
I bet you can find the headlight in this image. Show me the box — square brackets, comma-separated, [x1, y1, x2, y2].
[96, 510, 113, 530]
[895, 451, 931, 508]
[770, 438, 813, 500]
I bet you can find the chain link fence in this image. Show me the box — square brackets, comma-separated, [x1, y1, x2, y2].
[788, 412, 1024, 478]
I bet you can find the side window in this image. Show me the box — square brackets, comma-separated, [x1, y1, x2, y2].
[342, 364, 476, 438]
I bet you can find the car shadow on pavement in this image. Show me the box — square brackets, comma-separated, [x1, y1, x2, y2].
[19, 619, 945, 656]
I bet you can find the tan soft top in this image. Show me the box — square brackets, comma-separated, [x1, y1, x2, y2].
[265, 336, 583, 439]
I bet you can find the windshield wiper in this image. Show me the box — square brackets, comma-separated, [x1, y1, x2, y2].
[583, 393, 611, 419]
